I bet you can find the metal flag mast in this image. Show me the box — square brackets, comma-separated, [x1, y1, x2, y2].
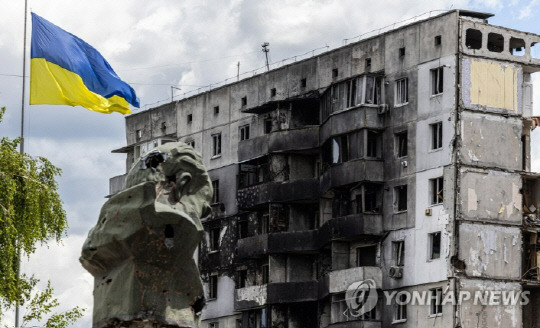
[15, 0, 28, 326]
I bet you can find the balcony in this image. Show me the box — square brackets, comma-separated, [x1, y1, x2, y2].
[237, 230, 319, 259]
[320, 266, 383, 298]
[234, 281, 318, 310]
[317, 214, 384, 246]
[237, 178, 319, 209]
[236, 214, 382, 259]
[109, 173, 127, 196]
[235, 285, 267, 310]
[320, 159, 384, 193]
[238, 126, 319, 162]
[267, 281, 319, 304]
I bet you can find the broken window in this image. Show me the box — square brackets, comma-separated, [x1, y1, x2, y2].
[365, 58, 372, 70]
[237, 217, 249, 239]
[258, 211, 270, 234]
[260, 264, 269, 284]
[264, 118, 272, 134]
[210, 227, 220, 251]
[300, 78, 307, 88]
[354, 183, 382, 213]
[399, 47, 405, 58]
[430, 122, 443, 150]
[429, 232, 441, 260]
[431, 67, 444, 95]
[332, 68, 338, 79]
[430, 177, 444, 205]
[465, 29, 482, 50]
[364, 76, 382, 104]
[239, 124, 250, 141]
[356, 245, 377, 266]
[393, 240, 405, 266]
[366, 130, 381, 158]
[209, 322, 219, 328]
[214, 105, 220, 115]
[160, 122, 166, 131]
[429, 288, 443, 315]
[395, 78, 408, 105]
[510, 37, 526, 56]
[332, 190, 350, 217]
[434, 35, 442, 46]
[209, 274, 218, 299]
[487, 32, 504, 53]
[212, 133, 222, 156]
[270, 88, 276, 97]
[187, 114, 193, 123]
[394, 292, 407, 322]
[212, 180, 220, 204]
[332, 293, 376, 322]
[135, 129, 142, 141]
[241, 96, 247, 107]
[236, 269, 247, 288]
[346, 79, 357, 108]
[395, 185, 407, 212]
[331, 135, 349, 164]
[395, 131, 408, 158]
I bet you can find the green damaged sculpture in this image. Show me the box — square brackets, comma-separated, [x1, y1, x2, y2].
[80, 142, 212, 328]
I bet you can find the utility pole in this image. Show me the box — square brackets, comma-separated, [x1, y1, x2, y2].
[262, 42, 270, 71]
[171, 86, 181, 102]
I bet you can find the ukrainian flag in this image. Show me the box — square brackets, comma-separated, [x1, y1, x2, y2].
[30, 13, 139, 114]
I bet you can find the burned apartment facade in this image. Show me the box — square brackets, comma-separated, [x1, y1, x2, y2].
[109, 10, 540, 328]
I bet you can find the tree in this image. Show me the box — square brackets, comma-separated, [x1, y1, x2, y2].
[0, 107, 84, 327]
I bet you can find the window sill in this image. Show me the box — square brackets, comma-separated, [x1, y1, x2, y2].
[394, 210, 407, 214]
[208, 250, 220, 254]
[394, 102, 409, 108]
[392, 319, 407, 324]
[428, 148, 443, 154]
[207, 298, 217, 302]
[430, 93, 443, 98]
[427, 257, 441, 263]
[211, 155, 222, 160]
[428, 313, 443, 318]
[429, 202, 443, 208]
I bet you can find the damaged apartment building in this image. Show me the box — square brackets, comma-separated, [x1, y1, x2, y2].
[109, 9, 540, 328]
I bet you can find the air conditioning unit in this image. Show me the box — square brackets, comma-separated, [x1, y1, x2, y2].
[401, 160, 408, 168]
[378, 104, 389, 115]
[389, 266, 403, 279]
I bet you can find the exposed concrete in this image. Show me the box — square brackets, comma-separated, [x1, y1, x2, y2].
[459, 222, 521, 279]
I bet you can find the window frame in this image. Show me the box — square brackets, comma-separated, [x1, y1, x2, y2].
[430, 177, 444, 205]
[393, 292, 408, 323]
[211, 180, 220, 204]
[212, 133, 222, 157]
[209, 227, 220, 252]
[429, 232, 441, 260]
[239, 124, 250, 141]
[393, 240, 405, 266]
[395, 78, 409, 106]
[394, 185, 408, 213]
[395, 131, 408, 158]
[430, 67, 444, 96]
[429, 287, 443, 316]
[208, 274, 218, 300]
[430, 122, 443, 150]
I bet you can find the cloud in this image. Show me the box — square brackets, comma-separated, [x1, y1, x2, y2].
[2, 1, 540, 327]
[518, 0, 539, 19]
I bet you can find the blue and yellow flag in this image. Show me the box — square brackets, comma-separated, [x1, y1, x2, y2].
[30, 13, 139, 114]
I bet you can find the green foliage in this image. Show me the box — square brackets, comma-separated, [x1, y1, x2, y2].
[0, 107, 84, 327]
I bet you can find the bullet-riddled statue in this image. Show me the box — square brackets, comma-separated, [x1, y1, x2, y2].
[80, 142, 212, 328]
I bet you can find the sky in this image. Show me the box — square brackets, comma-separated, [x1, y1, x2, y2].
[1, 0, 540, 327]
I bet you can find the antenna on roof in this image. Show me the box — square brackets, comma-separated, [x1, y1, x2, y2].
[262, 42, 270, 71]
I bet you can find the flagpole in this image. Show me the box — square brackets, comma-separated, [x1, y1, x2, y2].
[16, 0, 28, 326]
